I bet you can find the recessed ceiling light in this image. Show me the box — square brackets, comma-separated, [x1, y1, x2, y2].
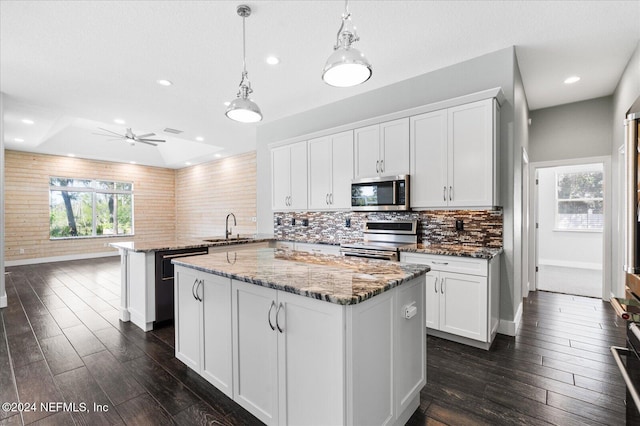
[22, 119, 34, 125]
[14, 138, 24, 142]
[156, 79, 173, 86]
[185, 162, 192, 166]
[266, 56, 280, 65]
[196, 136, 204, 142]
[223, 101, 231, 107]
[68, 154, 75, 157]
[564, 76, 581, 84]
[130, 161, 137, 164]
[215, 153, 222, 158]
[114, 118, 126, 125]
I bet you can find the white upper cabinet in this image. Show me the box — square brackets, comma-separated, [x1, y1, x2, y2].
[354, 118, 409, 179]
[411, 98, 499, 208]
[308, 130, 354, 210]
[271, 141, 308, 211]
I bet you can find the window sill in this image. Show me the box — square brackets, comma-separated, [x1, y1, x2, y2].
[552, 228, 602, 234]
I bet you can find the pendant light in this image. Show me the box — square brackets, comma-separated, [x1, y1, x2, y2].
[322, 0, 372, 87]
[226, 5, 262, 123]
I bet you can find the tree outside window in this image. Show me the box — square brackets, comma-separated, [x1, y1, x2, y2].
[555, 169, 603, 231]
[49, 177, 134, 238]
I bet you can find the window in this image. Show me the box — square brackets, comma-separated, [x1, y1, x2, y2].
[49, 177, 134, 238]
[555, 168, 603, 231]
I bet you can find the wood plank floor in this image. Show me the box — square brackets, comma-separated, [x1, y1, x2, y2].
[1, 257, 628, 425]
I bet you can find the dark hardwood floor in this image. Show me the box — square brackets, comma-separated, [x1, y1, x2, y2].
[0, 257, 628, 425]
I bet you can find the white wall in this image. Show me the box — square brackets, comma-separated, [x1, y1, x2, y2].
[1, 92, 6, 308]
[537, 165, 603, 269]
[612, 40, 640, 297]
[529, 96, 613, 163]
[256, 46, 527, 331]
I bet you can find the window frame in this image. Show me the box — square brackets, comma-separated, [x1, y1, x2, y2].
[554, 169, 603, 233]
[49, 177, 135, 239]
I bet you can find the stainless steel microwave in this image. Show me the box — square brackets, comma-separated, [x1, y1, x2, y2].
[351, 175, 410, 211]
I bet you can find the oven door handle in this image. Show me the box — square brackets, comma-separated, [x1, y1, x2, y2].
[343, 252, 394, 261]
[611, 345, 640, 412]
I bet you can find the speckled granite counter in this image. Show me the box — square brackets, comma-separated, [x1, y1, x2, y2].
[109, 234, 275, 252]
[172, 248, 430, 305]
[401, 244, 502, 259]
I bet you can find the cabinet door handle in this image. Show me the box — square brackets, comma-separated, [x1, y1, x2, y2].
[376, 160, 380, 173]
[191, 278, 199, 301]
[440, 279, 445, 294]
[380, 159, 384, 173]
[276, 302, 284, 333]
[434, 277, 438, 293]
[268, 300, 276, 331]
[431, 261, 449, 265]
[326, 193, 329, 205]
[330, 193, 333, 204]
[449, 186, 453, 201]
[443, 186, 447, 201]
[197, 279, 203, 302]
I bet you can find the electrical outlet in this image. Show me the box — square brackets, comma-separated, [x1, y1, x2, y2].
[345, 217, 351, 228]
[302, 219, 309, 227]
[276, 217, 282, 226]
[291, 218, 296, 226]
[251, 216, 257, 222]
[19, 248, 25, 254]
[455, 219, 464, 231]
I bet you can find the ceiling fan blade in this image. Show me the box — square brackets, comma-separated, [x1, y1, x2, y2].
[93, 132, 123, 138]
[97, 128, 124, 137]
[139, 138, 166, 143]
[138, 140, 158, 147]
[136, 133, 155, 139]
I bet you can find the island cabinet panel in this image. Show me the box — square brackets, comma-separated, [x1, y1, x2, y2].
[277, 291, 346, 426]
[231, 281, 279, 425]
[174, 267, 233, 397]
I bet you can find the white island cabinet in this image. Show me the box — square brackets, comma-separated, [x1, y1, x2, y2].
[173, 249, 428, 426]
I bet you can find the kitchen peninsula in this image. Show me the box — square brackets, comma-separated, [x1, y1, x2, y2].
[172, 247, 430, 426]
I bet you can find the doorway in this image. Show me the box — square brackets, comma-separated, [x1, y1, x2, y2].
[531, 158, 611, 299]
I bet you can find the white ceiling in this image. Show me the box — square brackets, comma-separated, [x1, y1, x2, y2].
[1, 0, 639, 168]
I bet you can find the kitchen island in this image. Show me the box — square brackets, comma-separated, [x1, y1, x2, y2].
[172, 247, 429, 426]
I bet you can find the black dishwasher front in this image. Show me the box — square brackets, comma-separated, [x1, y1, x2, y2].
[155, 247, 208, 323]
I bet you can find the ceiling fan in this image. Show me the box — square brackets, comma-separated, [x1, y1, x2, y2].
[93, 127, 166, 146]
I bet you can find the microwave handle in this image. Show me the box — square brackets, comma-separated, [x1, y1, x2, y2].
[392, 181, 397, 205]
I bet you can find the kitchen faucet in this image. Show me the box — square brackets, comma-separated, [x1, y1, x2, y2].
[225, 213, 237, 239]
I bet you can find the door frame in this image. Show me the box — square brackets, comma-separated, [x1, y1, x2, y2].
[529, 156, 612, 300]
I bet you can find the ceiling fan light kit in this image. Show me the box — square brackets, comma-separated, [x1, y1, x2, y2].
[225, 4, 263, 123]
[322, 0, 372, 87]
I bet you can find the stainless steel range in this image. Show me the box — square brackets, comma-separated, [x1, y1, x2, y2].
[340, 220, 418, 261]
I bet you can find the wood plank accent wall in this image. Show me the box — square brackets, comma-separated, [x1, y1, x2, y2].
[4, 150, 176, 262]
[175, 151, 257, 238]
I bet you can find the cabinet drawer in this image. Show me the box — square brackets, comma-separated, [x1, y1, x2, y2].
[401, 253, 487, 276]
[294, 242, 341, 256]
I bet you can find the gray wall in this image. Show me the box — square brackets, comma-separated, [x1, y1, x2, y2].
[529, 96, 613, 163]
[611, 41, 640, 296]
[256, 46, 527, 330]
[1, 92, 5, 308]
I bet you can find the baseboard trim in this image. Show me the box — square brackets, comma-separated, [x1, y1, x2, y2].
[538, 259, 602, 271]
[498, 301, 523, 336]
[5, 251, 119, 267]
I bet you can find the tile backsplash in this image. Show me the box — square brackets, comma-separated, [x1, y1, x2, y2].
[273, 209, 503, 248]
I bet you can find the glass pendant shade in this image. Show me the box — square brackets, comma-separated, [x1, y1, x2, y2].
[322, 47, 372, 87]
[225, 96, 262, 123]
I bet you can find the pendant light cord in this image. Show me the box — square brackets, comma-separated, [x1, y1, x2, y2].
[242, 15, 247, 74]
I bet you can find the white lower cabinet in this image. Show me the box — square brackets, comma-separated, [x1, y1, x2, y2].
[174, 266, 233, 397]
[175, 266, 426, 425]
[401, 252, 500, 350]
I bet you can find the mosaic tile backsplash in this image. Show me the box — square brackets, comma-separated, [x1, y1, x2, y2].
[273, 209, 503, 248]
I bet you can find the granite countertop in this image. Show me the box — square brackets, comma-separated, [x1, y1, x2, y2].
[172, 248, 430, 305]
[109, 234, 275, 252]
[401, 244, 503, 259]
